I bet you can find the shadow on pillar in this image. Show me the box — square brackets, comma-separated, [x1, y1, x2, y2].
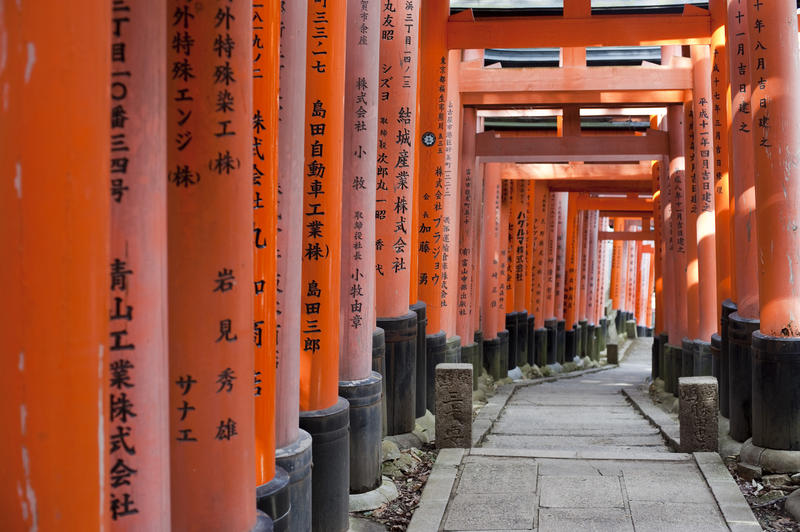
[299, 398, 350, 532]
[556, 320, 566, 364]
[339, 372, 382, 494]
[720, 299, 737, 417]
[425, 331, 447, 414]
[505, 312, 520, 369]
[372, 329, 387, 437]
[410, 302, 427, 418]
[729, 312, 759, 442]
[275, 430, 313, 532]
[256, 467, 291, 531]
[378, 311, 417, 434]
[752, 331, 800, 451]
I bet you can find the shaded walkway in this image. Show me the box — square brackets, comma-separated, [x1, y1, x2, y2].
[410, 338, 760, 531]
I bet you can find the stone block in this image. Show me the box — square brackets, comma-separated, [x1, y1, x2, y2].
[679, 376, 719, 453]
[435, 363, 472, 449]
[625, 319, 637, 338]
[607, 343, 619, 364]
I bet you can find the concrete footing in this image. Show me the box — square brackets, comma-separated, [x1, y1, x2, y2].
[275, 430, 313, 532]
[410, 302, 427, 419]
[424, 330, 447, 416]
[378, 311, 417, 434]
[257, 467, 291, 531]
[740, 438, 800, 474]
[299, 398, 350, 532]
[339, 372, 383, 494]
[348, 476, 399, 512]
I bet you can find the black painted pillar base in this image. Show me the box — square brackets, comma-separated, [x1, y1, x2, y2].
[378, 311, 417, 435]
[498, 330, 510, 375]
[662, 345, 673, 394]
[665, 344, 681, 396]
[598, 318, 608, 352]
[720, 299, 738, 418]
[544, 318, 558, 365]
[410, 302, 427, 419]
[729, 313, 759, 442]
[578, 319, 589, 357]
[587, 324, 598, 361]
[372, 328, 387, 437]
[445, 335, 462, 363]
[681, 337, 694, 379]
[275, 430, 313, 532]
[652, 333, 661, 380]
[565, 328, 576, 361]
[710, 333, 721, 390]
[505, 312, 520, 369]
[474, 330, 484, 376]
[518, 311, 529, 368]
[752, 331, 800, 451]
[556, 319, 566, 364]
[257, 467, 291, 532]
[614, 310, 623, 332]
[483, 335, 505, 380]
[299, 398, 350, 532]
[425, 330, 447, 415]
[526, 316, 536, 366]
[461, 342, 480, 390]
[693, 340, 712, 376]
[535, 327, 548, 367]
[339, 372, 382, 494]
[636, 325, 646, 337]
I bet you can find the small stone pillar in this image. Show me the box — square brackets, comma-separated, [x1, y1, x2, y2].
[435, 363, 473, 449]
[607, 343, 619, 365]
[625, 319, 638, 339]
[679, 376, 719, 453]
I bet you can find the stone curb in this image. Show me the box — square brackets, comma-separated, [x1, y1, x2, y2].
[472, 364, 617, 447]
[470, 447, 692, 461]
[621, 385, 681, 451]
[406, 448, 464, 532]
[693, 452, 762, 532]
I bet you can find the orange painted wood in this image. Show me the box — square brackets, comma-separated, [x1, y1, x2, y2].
[598, 231, 657, 241]
[563, 193, 579, 327]
[524, 174, 535, 314]
[610, 230, 625, 310]
[666, 103, 690, 344]
[575, 197, 654, 213]
[472, 162, 486, 336]
[166, 0, 256, 528]
[476, 131, 669, 163]
[299, 0, 347, 411]
[511, 180, 530, 313]
[503, 180, 515, 314]
[417, 0, 450, 336]
[443, 48, 463, 338]
[461, 88, 692, 107]
[554, 193, 569, 319]
[457, 107, 479, 344]
[635, 243, 644, 325]
[585, 211, 600, 323]
[447, 10, 711, 49]
[253, 0, 280, 488]
[340, 0, 379, 381]
[709, 0, 734, 316]
[683, 95, 701, 340]
[647, 248, 656, 328]
[726, 0, 759, 320]
[500, 181, 511, 322]
[481, 164, 502, 339]
[531, 181, 550, 327]
[275, 0, 306, 450]
[1, 2, 110, 529]
[544, 191, 559, 319]
[375, 0, 419, 318]
[692, 45, 719, 341]
[578, 210, 591, 320]
[748, 0, 800, 335]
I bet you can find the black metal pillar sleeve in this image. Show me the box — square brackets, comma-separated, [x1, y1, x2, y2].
[299, 398, 350, 532]
[720, 299, 737, 417]
[372, 328, 387, 437]
[728, 312, 759, 442]
[565, 328, 576, 361]
[338, 371, 383, 494]
[652, 333, 661, 380]
[587, 324, 597, 361]
[518, 311, 529, 367]
[505, 312, 520, 370]
[598, 318, 608, 352]
[425, 330, 447, 415]
[461, 342, 480, 390]
[544, 318, 558, 365]
[662, 345, 674, 394]
[526, 316, 536, 366]
[693, 340, 712, 376]
[483, 334, 505, 380]
[556, 319, 566, 364]
[256, 467, 291, 532]
[752, 331, 800, 451]
[474, 330, 484, 377]
[614, 310, 623, 332]
[710, 333, 721, 390]
[377, 311, 417, 434]
[410, 302, 427, 418]
[681, 338, 694, 379]
[574, 323, 583, 359]
[275, 430, 313, 532]
[535, 327, 548, 367]
[498, 330, 510, 375]
[579, 319, 589, 357]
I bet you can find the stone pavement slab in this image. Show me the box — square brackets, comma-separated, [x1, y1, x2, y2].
[442, 492, 535, 531]
[539, 476, 625, 508]
[538, 508, 634, 532]
[629, 501, 728, 532]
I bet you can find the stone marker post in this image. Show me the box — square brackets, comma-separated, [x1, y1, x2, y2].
[679, 376, 719, 453]
[435, 363, 473, 449]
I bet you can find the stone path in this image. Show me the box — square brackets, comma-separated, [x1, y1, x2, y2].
[410, 338, 761, 532]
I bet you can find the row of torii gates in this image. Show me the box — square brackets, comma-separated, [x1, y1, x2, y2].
[3, 0, 800, 531]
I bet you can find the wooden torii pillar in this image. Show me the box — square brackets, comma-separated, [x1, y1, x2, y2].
[748, 0, 800, 455]
[481, 164, 506, 379]
[1, 2, 111, 529]
[724, 0, 760, 443]
[275, 2, 313, 530]
[165, 1, 267, 530]
[298, 2, 350, 530]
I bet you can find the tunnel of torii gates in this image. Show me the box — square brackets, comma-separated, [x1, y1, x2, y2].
[5, 0, 800, 530]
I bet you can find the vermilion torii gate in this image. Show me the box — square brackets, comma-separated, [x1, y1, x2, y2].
[6, 1, 800, 531]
